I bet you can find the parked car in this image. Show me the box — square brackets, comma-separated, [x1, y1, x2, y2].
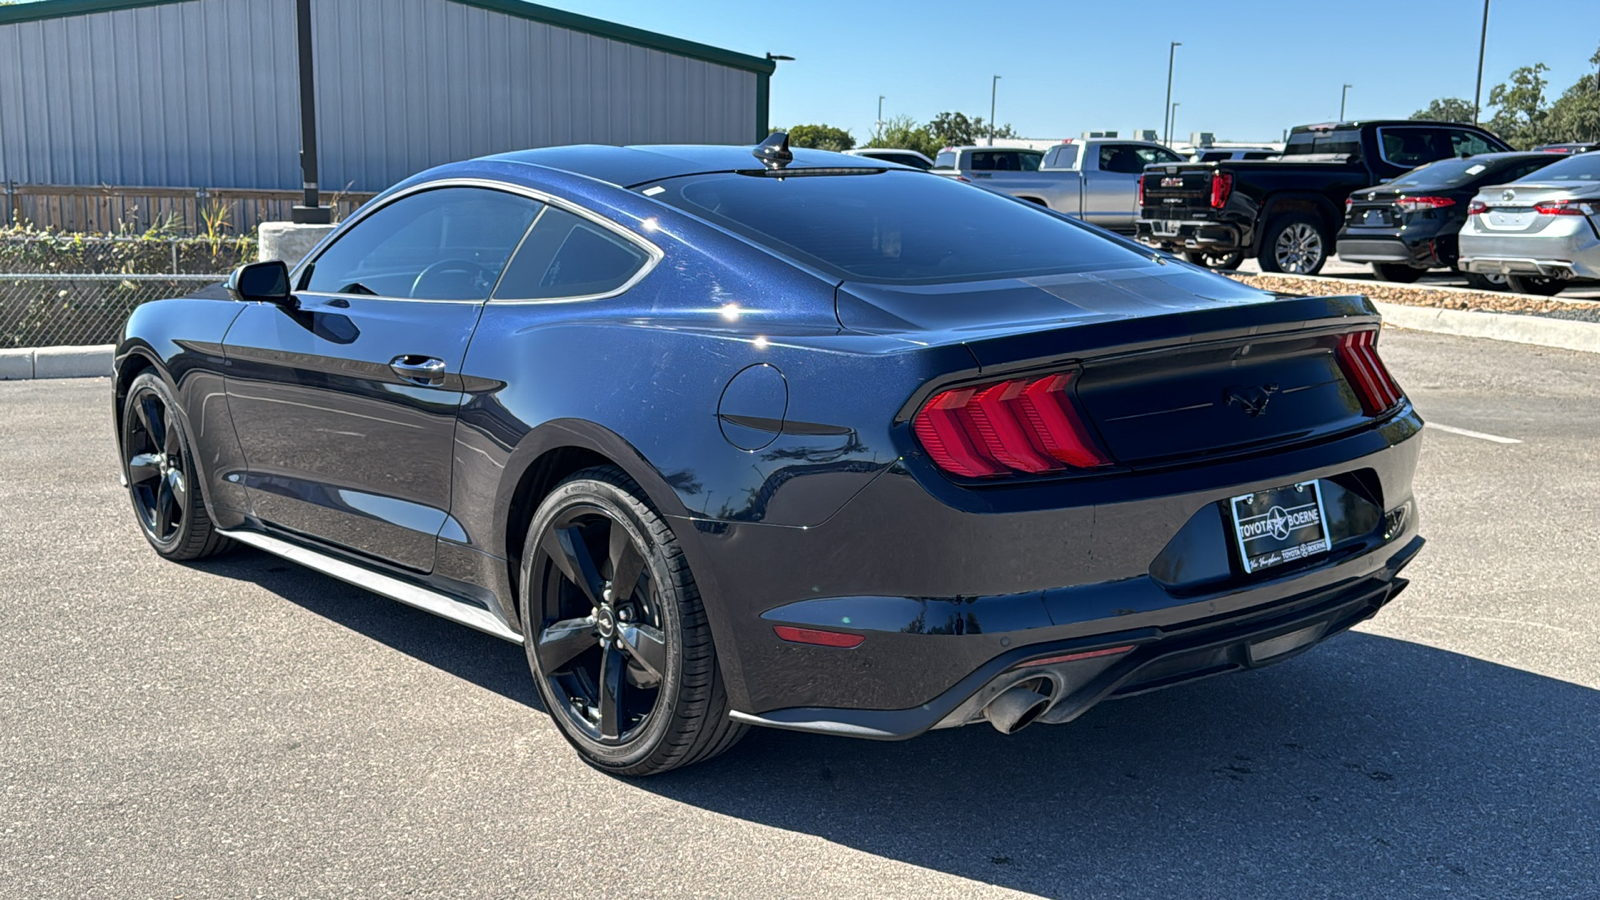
[932, 139, 1185, 232]
[1532, 142, 1599, 156]
[843, 147, 935, 170]
[1190, 147, 1279, 162]
[1458, 149, 1600, 295]
[1137, 120, 1511, 273]
[1337, 152, 1562, 288]
[114, 134, 1424, 776]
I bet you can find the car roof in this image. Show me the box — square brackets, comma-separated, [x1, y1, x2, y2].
[481, 144, 884, 189]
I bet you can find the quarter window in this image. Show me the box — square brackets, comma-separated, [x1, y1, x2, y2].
[302, 187, 541, 300]
[493, 207, 651, 301]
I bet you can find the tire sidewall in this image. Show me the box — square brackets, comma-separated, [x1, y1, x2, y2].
[519, 476, 688, 771]
[122, 371, 198, 556]
[1258, 212, 1329, 275]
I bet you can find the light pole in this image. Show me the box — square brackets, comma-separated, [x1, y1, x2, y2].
[877, 95, 885, 143]
[1168, 103, 1181, 148]
[1163, 41, 1181, 146]
[1340, 83, 1352, 120]
[1473, 0, 1490, 123]
[291, 0, 329, 224]
[990, 75, 1001, 146]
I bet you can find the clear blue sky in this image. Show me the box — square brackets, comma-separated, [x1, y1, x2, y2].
[545, 0, 1599, 142]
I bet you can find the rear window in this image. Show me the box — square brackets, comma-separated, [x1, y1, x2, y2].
[934, 151, 957, 169]
[1523, 152, 1600, 182]
[645, 170, 1149, 284]
[1283, 129, 1361, 156]
[1387, 156, 1553, 190]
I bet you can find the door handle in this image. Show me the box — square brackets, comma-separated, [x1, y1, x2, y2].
[390, 355, 447, 387]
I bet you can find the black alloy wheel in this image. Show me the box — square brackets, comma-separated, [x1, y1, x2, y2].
[1183, 249, 1245, 271]
[120, 371, 231, 560]
[1372, 263, 1426, 284]
[521, 466, 745, 776]
[1505, 274, 1567, 297]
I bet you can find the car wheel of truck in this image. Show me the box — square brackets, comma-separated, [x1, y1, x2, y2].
[1372, 264, 1426, 284]
[1463, 272, 1509, 291]
[521, 466, 747, 777]
[1505, 275, 1566, 297]
[1258, 213, 1329, 275]
[1183, 250, 1244, 270]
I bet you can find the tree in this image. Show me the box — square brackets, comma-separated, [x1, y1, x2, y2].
[780, 124, 855, 152]
[1545, 45, 1600, 143]
[926, 111, 1018, 148]
[1410, 97, 1476, 124]
[1487, 63, 1552, 149]
[867, 115, 941, 158]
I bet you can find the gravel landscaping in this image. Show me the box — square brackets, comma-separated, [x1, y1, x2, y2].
[1227, 273, 1600, 323]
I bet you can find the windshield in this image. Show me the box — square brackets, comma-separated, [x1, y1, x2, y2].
[1283, 130, 1361, 157]
[1521, 152, 1600, 183]
[1388, 156, 1546, 190]
[645, 170, 1150, 284]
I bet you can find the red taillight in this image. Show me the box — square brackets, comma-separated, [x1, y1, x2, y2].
[1533, 199, 1592, 216]
[1345, 197, 1353, 213]
[1395, 196, 1456, 213]
[1137, 175, 1145, 208]
[1336, 330, 1403, 415]
[773, 626, 864, 648]
[1467, 200, 1487, 216]
[912, 371, 1111, 478]
[1209, 172, 1233, 209]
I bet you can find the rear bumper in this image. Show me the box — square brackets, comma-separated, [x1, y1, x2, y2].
[1337, 233, 1454, 268]
[1135, 218, 1249, 253]
[1458, 226, 1600, 279]
[733, 536, 1420, 739]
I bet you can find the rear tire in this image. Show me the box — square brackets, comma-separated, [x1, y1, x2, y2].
[1372, 263, 1426, 284]
[120, 372, 233, 561]
[1505, 275, 1566, 297]
[520, 466, 746, 776]
[1183, 249, 1245, 271]
[1463, 272, 1510, 291]
[1256, 212, 1329, 275]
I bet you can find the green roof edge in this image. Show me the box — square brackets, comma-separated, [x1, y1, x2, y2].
[0, 0, 778, 74]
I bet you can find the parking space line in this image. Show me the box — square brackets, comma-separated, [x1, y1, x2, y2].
[1429, 423, 1522, 444]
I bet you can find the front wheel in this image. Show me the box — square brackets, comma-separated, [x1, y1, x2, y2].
[120, 371, 233, 560]
[1505, 274, 1566, 297]
[1372, 263, 1426, 284]
[520, 466, 746, 776]
[1257, 213, 1330, 275]
[1183, 249, 1245, 271]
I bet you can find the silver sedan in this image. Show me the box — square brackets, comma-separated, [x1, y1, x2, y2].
[1458, 151, 1600, 295]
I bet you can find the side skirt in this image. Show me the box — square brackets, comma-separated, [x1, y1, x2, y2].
[218, 528, 524, 644]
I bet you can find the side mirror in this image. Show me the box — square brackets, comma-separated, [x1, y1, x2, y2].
[226, 260, 296, 307]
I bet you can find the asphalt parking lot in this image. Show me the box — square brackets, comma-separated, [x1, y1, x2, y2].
[2, 328, 1597, 899]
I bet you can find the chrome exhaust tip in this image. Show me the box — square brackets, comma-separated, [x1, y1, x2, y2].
[983, 682, 1052, 735]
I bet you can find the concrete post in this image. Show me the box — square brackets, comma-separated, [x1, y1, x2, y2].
[258, 221, 336, 269]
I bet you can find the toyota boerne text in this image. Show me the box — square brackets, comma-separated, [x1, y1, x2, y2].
[114, 134, 1425, 776]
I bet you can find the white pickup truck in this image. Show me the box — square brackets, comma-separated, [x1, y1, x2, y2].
[932, 139, 1185, 232]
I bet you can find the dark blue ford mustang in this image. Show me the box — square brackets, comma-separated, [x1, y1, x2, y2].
[114, 136, 1424, 775]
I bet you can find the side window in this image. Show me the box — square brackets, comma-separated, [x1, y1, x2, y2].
[1099, 145, 1147, 174]
[1018, 152, 1043, 172]
[968, 152, 997, 171]
[303, 187, 540, 300]
[1448, 130, 1497, 157]
[934, 151, 957, 168]
[1136, 146, 1184, 165]
[493, 207, 651, 301]
[1381, 128, 1452, 167]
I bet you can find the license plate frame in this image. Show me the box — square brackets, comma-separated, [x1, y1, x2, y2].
[1229, 481, 1332, 575]
[1150, 220, 1180, 237]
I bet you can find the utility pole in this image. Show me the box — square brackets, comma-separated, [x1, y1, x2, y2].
[1340, 84, 1353, 120]
[1473, 0, 1489, 124]
[990, 75, 1001, 146]
[291, 0, 330, 224]
[1163, 41, 1181, 146]
[1168, 103, 1181, 148]
[877, 95, 885, 143]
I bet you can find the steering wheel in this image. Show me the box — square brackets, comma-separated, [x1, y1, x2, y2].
[410, 259, 494, 299]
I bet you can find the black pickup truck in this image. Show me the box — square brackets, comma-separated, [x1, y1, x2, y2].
[1136, 120, 1510, 274]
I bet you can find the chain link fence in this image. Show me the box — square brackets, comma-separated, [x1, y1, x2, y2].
[1, 274, 225, 348]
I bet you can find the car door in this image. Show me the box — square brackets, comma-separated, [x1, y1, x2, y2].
[223, 185, 542, 572]
[1084, 144, 1183, 228]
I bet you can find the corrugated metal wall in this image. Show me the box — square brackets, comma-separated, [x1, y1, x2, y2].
[0, 0, 760, 192]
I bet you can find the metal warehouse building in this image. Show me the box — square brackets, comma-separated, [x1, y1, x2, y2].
[0, 0, 775, 195]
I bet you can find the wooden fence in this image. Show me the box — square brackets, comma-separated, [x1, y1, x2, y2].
[2, 183, 376, 236]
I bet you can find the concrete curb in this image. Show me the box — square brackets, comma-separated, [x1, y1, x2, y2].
[1372, 302, 1600, 354]
[0, 344, 114, 380]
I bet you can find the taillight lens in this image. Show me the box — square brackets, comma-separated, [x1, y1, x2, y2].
[1209, 172, 1233, 209]
[912, 371, 1111, 478]
[1533, 199, 1595, 216]
[1467, 200, 1487, 216]
[1336, 330, 1403, 415]
[1137, 176, 1145, 208]
[1395, 196, 1456, 213]
[1344, 197, 1353, 214]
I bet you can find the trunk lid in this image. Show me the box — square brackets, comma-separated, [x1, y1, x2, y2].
[840, 266, 1387, 467]
[1139, 163, 1218, 219]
